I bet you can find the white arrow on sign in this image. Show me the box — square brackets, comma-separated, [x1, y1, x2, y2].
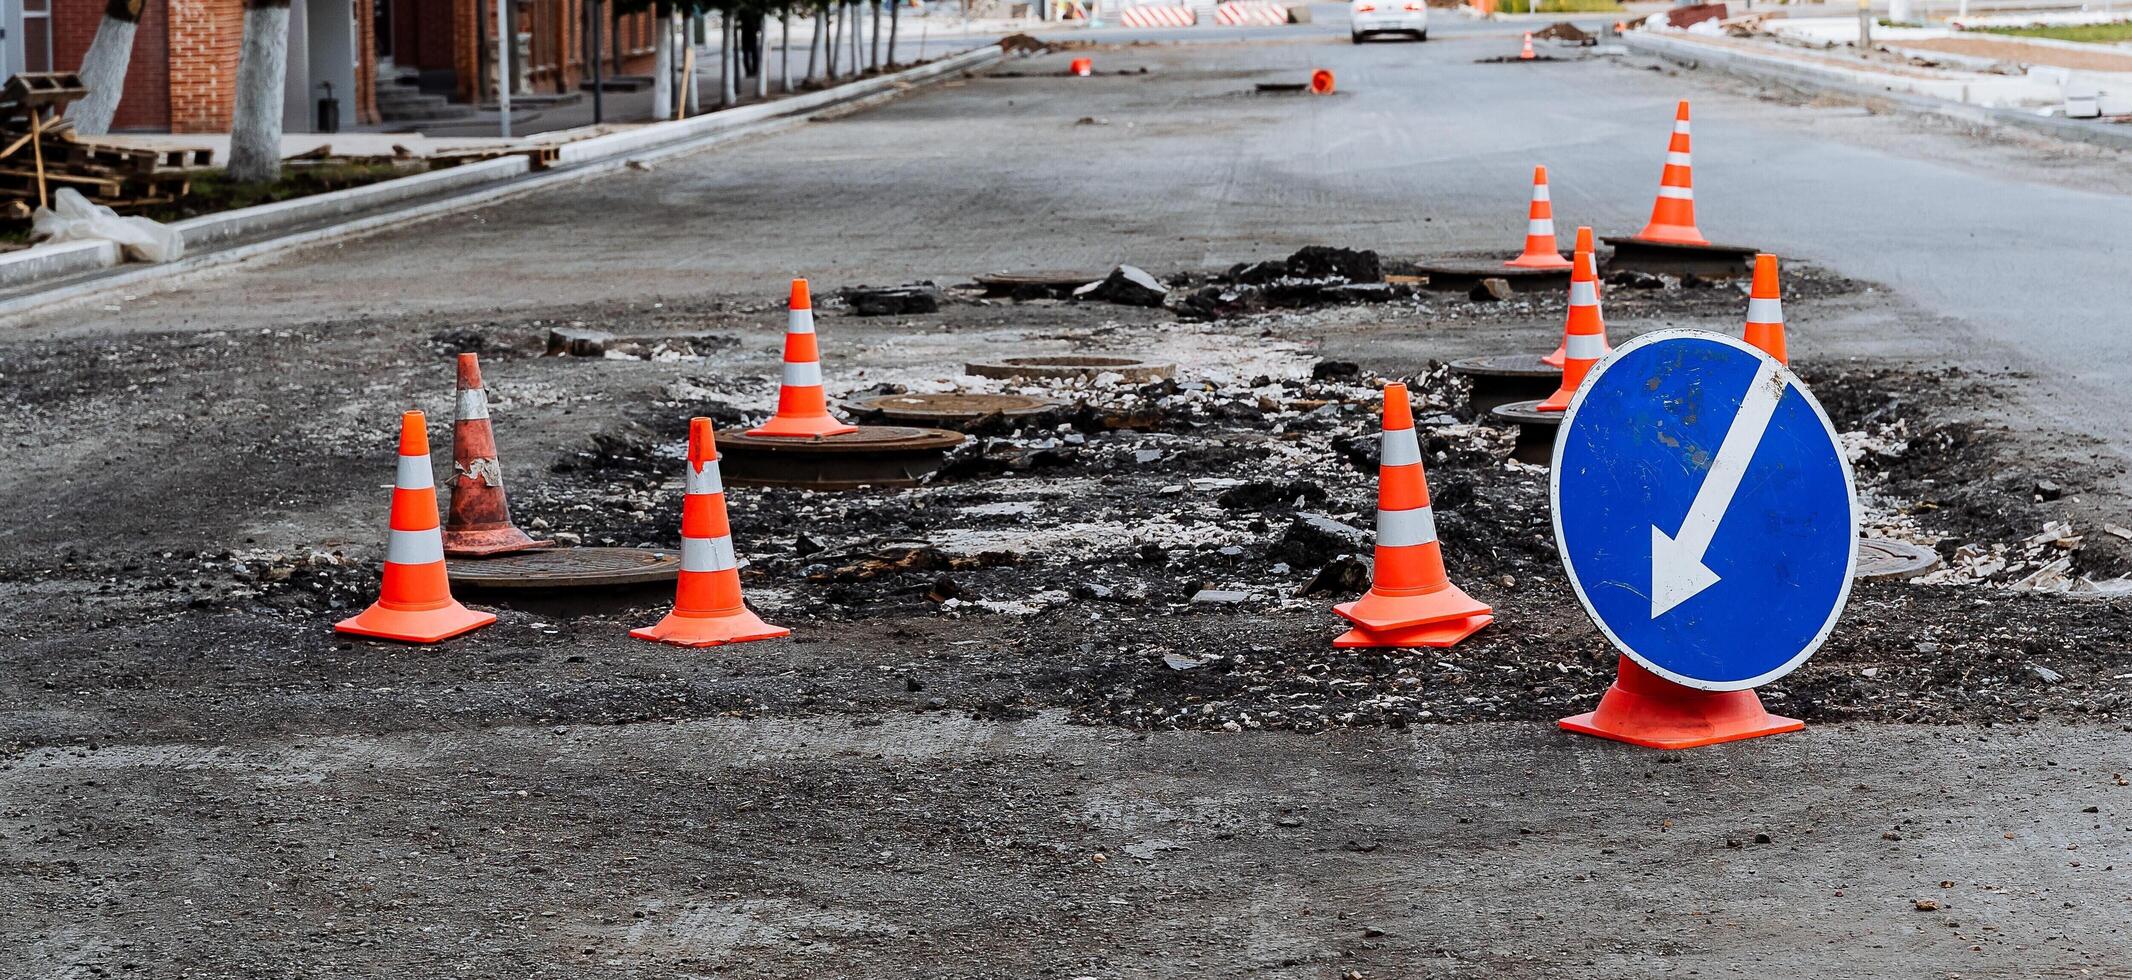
[1649, 359, 1788, 619]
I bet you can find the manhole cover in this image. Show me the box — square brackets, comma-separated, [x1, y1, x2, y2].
[973, 271, 1104, 296]
[1449, 354, 1557, 379]
[1489, 398, 1563, 466]
[964, 355, 1175, 382]
[1856, 537, 1941, 581]
[1451, 355, 1561, 415]
[447, 546, 680, 590]
[1600, 235, 1758, 278]
[716, 425, 968, 489]
[855, 392, 1063, 426]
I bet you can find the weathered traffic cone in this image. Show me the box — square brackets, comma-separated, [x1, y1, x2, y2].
[1559, 655, 1803, 749]
[1506, 165, 1572, 270]
[1537, 234, 1609, 412]
[632, 417, 790, 648]
[1310, 68, 1336, 95]
[1543, 227, 1602, 367]
[1520, 32, 1536, 60]
[1334, 383, 1493, 649]
[336, 411, 497, 643]
[747, 278, 859, 439]
[1634, 100, 1708, 246]
[1743, 253, 1787, 364]
[443, 353, 551, 557]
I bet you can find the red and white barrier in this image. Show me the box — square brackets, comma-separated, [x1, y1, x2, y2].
[1214, 1, 1288, 25]
[1118, 5, 1197, 27]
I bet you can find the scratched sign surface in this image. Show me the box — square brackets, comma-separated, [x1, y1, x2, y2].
[1551, 330, 1858, 692]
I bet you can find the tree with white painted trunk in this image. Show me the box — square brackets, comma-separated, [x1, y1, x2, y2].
[780, 4, 793, 92]
[650, 3, 674, 121]
[65, 0, 145, 136]
[229, 0, 292, 184]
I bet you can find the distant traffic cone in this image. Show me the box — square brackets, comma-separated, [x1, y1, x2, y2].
[1543, 227, 1603, 367]
[632, 417, 790, 648]
[443, 353, 551, 557]
[747, 278, 858, 439]
[1070, 57, 1093, 77]
[1559, 656, 1803, 749]
[1743, 253, 1787, 364]
[336, 411, 497, 643]
[1334, 383, 1493, 649]
[1520, 32, 1536, 60]
[1634, 100, 1708, 246]
[1506, 165, 1572, 270]
[1537, 230, 1610, 406]
[1310, 68, 1336, 95]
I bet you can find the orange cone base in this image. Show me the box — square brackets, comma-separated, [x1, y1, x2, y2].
[1506, 252, 1572, 271]
[1535, 391, 1570, 412]
[1558, 660, 1803, 749]
[1629, 223, 1709, 247]
[1541, 347, 1566, 368]
[745, 415, 859, 439]
[630, 608, 791, 648]
[442, 525, 554, 557]
[1335, 584, 1491, 633]
[335, 600, 496, 644]
[1334, 613, 1492, 649]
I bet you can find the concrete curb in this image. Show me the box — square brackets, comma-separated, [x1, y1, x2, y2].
[0, 45, 1006, 317]
[1620, 32, 2132, 153]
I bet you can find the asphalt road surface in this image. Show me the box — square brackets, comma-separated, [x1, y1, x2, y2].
[6, 14, 2131, 979]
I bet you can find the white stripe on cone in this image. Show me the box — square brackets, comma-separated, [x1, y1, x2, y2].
[787, 308, 816, 335]
[1380, 427, 1423, 467]
[456, 388, 490, 421]
[396, 454, 435, 490]
[782, 361, 824, 387]
[1675, 121, 1692, 134]
[1528, 219, 1554, 236]
[386, 527, 446, 565]
[1532, 186, 1551, 203]
[1666, 152, 1692, 167]
[1569, 280, 1598, 306]
[685, 461, 726, 496]
[1656, 186, 1694, 200]
[682, 535, 739, 573]
[1566, 333, 1608, 360]
[1747, 298, 1783, 323]
[1377, 506, 1440, 548]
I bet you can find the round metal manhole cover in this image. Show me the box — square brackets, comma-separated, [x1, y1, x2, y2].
[854, 392, 1063, 425]
[1449, 354, 1558, 379]
[1488, 399, 1563, 426]
[1856, 537, 1941, 581]
[448, 546, 681, 590]
[718, 426, 967, 454]
[974, 271, 1103, 290]
[964, 355, 1175, 382]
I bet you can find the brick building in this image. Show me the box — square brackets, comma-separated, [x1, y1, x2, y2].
[10, 0, 657, 135]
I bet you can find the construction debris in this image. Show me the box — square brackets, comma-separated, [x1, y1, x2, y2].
[1, 73, 198, 220]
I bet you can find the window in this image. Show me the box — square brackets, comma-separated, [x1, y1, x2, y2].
[22, 0, 52, 73]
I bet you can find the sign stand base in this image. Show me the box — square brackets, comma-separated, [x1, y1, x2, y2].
[1559, 656, 1803, 750]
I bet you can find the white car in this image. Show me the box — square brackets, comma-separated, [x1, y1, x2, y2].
[1350, 0, 1428, 41]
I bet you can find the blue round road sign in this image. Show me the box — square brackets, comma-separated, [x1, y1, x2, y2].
[1551, 330, 1858, 692]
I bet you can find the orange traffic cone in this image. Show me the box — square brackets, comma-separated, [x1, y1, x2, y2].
[1070, 57, 1093, 77]
[1743, 253, 1787, 364]
[1537, 233, 1610, 412]
[1542, 226, 1602, 367]
[1334, 383, 1493, 649]
[748, 278, 858, 439]
[632, 417, 790, 648]
[1310, 68, 1336, 95]
[1506, 165, 1572, 270]
[443, 353, 551, 557]
[1559, 656, 1803, 749]
[1635, 100, 1708, 246]
[1520, 32, 1536, 60]
[337, 411, 497, 643]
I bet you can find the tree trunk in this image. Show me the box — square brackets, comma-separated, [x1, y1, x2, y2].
[650, 6, 674, 120]
[684, 12, 701, 115]
[806, 4, 821, 81]
[850, 3, 862, 75]
[826, 4, 841, 77]
[887, 0, 899, 69]
[780, 6, 793, 92]
[65, 3, 144, 136]
[869, 0, 880, 72]
[754, 13, 769, 98]
[722, 14, 739, 106]
[228, 2, 291, 184]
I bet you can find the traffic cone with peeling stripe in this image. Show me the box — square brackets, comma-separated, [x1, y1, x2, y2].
[1520, 32, 1536, 60]
[1743, 253, 1787, 364]
[1542, 226, 1602, 367]
[632, 417, 790, 648]
[748, 278, 858, 439]
[1537, 235, 1609, 412]
[1634, 101, 1708, 246]
[1334, 383, 1493, 649]
[337, 411, 497, 643]
[1506, 165, 1571, 270]
[443, 353, 550, 557]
